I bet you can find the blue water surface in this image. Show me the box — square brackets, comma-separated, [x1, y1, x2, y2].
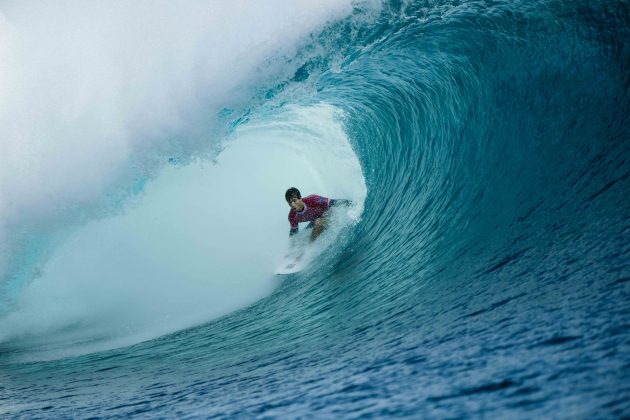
[1, 0, 629, 417]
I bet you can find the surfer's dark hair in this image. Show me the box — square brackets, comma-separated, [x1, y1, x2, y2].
[285, 187, 301, 202]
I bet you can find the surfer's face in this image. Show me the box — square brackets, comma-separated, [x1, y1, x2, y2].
[288, 197, 304, 212]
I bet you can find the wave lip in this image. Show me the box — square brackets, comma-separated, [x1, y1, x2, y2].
[1, 0, 630, 417]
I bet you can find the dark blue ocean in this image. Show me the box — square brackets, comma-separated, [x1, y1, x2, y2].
[1, 0, 629, 417]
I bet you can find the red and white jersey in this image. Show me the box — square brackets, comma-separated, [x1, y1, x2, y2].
[288, 195, 330, 234]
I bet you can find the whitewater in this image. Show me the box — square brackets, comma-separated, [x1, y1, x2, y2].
[1, 0, 629, 417]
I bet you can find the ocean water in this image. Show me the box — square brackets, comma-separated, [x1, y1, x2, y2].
[1, 0, 629, 417]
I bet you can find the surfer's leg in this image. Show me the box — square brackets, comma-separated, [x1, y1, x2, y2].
[310, 217, 328, 241]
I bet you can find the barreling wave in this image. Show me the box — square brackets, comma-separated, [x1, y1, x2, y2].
[1, 0, 629, 417]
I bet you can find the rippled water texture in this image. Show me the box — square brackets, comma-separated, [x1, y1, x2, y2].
[1, 0, 629, 417]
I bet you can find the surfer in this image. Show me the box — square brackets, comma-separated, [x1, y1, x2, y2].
[285, 187, 353, 242]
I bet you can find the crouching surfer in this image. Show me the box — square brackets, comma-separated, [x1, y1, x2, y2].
[284, 187, 353, 243]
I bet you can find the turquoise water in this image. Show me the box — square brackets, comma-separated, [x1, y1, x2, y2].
[1, 0, 629, 417]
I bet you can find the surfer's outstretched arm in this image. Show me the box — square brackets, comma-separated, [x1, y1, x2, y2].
[328, 198, 354, 207]
[329, 199, 353, 207]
